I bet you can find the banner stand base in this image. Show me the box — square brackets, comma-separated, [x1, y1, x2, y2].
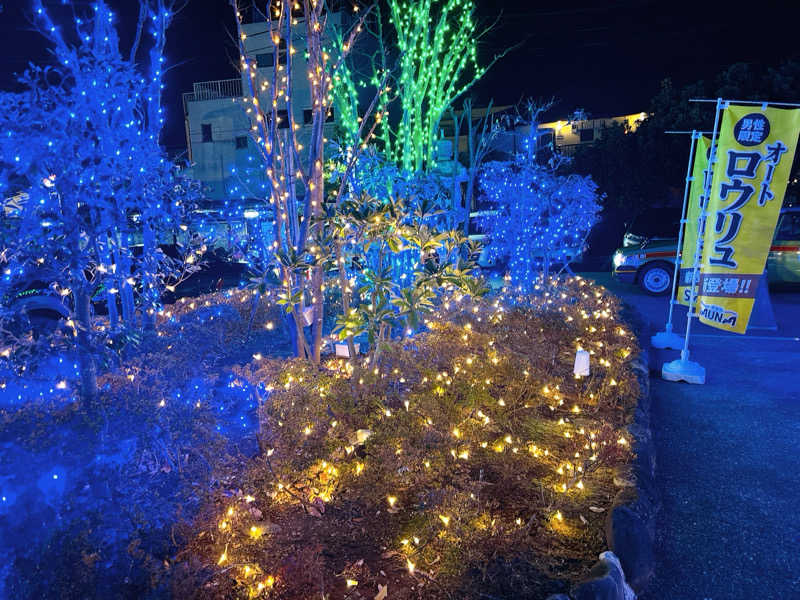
[651, 330, 684, 350]
[662, 358, 706, 384]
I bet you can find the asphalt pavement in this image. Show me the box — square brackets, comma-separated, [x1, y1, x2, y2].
[583, 272, 800, 600]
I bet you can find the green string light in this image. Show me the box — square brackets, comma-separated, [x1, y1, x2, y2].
[333, 0, 484, 172]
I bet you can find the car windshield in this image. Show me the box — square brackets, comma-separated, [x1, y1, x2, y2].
[628, 208, 680, 238]
[775, 212, 800, 239]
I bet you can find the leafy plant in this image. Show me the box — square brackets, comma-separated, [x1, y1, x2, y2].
[328, 192, 485, 360]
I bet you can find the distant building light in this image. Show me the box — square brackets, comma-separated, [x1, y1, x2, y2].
[243, 209, 259, 219]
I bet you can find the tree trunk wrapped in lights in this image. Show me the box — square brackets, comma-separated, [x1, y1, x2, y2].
[230, 0, 385, 363]
[331, 0, 493, 173]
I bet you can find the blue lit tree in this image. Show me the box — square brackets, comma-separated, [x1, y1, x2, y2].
[478, 112, 601, 291]
[0, 1, 195, 403]
[133, 0, 198, 330]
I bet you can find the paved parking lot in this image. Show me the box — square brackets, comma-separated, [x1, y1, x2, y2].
[583, 273, 800, 600]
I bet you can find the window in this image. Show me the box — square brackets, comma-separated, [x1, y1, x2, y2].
[256, 53, 274, 68]
[201, 123, 212, 143]
[235, 136, 248, 149]
[302, 108, 335, 125]
[579, 128, 594, 142]
[276, 109, 289, 129]
[276, 40, 287, 66]
[775, 213, 800, 239]
[254, 40, 286, 68]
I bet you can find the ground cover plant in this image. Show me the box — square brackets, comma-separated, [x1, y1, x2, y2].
[0, 288, 288, 598]
[175, 276, 639, 599]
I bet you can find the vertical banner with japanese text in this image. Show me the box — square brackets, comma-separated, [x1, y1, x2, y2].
[698, 104, 800, 333]
[677, 135, 711, 307]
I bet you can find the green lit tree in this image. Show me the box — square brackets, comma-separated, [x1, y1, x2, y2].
[334, 0, 497, 172]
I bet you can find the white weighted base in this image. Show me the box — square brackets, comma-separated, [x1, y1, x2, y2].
[662, 358, 706, 384]
[650, 330, 684, 350]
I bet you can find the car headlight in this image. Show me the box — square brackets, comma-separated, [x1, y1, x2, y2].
[613, 252, 626, 268]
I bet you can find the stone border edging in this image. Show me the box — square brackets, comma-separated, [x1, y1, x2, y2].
[547, 344, 658, 600]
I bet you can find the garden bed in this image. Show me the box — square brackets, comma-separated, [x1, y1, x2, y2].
[0, 289, 288, 598]
[174, 277, 641, 599]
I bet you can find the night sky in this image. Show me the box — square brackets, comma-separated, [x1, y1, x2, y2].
[1, 0, 799, 152]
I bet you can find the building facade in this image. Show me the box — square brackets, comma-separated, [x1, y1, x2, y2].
[539, 112, 648, 155]
[182, 9, 344, 202]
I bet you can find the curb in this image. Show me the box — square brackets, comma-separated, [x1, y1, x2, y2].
[603, 347, 658, 594]
[548, 342, 659, 600]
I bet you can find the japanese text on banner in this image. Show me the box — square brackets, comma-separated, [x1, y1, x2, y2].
[698, 104, 800, 333]
[677, 135, 711, 307]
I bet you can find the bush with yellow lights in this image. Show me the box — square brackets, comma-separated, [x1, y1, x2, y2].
[176, 276, 639, 599]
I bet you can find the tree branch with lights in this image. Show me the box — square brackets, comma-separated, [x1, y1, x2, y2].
[0, 1, 197, 404]
[229, 0, 392, 363]
[478, 105, 602, 290]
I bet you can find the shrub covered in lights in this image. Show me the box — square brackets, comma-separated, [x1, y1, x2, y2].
[478, 126, 602, 289]
[327, 191, 486, 358]
[324, 151, 486, 356]
[177, 277, 639, 599]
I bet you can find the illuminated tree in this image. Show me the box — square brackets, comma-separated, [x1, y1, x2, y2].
[0, 1, 194, 403]
[333, 0, 492, 172]
[478, 116, 602, 290]
[133, 0, 195, 330]
[229, 0, 386, 362]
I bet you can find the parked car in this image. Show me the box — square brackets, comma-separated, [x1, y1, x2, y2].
[612, 207, 800, 295]
[1, 246, 248, 336]
[0, 269, 72, 339]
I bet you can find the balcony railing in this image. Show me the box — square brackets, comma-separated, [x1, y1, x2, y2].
[182, 78, 243, 112]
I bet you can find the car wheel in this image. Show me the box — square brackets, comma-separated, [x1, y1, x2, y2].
[639, 261, 673, 296]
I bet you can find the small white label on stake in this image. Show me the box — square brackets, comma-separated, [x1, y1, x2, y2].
[574, 349, 590, 377]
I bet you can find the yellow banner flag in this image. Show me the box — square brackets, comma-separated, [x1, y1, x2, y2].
[698, 104, 800, 333]
[677, 135, 711, 306]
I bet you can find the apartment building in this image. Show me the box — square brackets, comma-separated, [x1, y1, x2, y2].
[182, 6, 344, 202]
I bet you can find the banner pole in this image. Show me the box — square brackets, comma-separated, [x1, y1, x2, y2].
[662, 98, 725, 384]
[652, 130, 700, 349]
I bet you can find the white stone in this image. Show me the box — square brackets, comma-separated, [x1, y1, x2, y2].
[599, 551, 636, 600]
